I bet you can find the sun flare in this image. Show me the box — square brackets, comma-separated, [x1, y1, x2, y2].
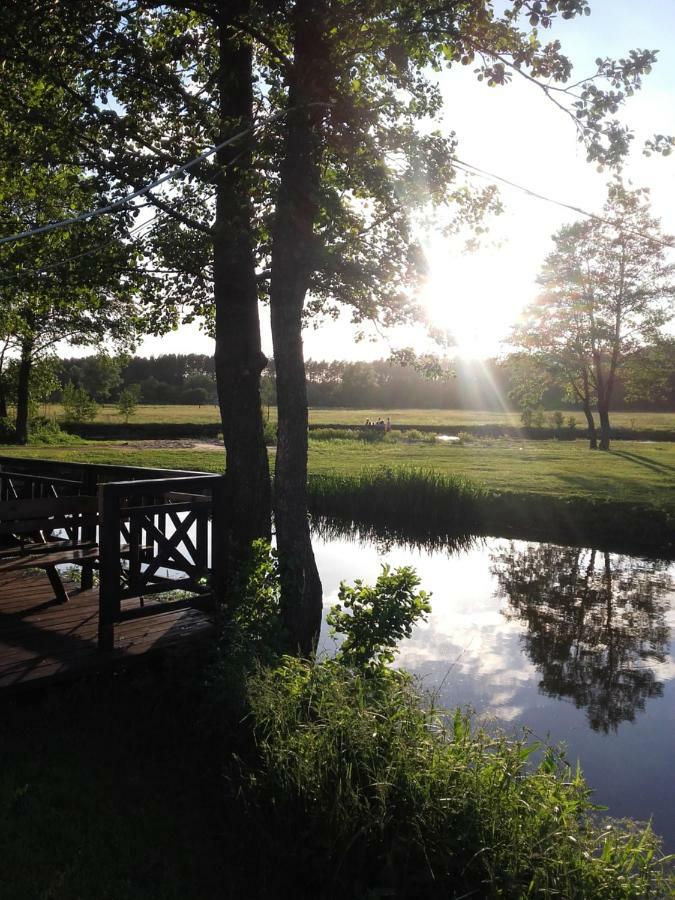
[420, 236, 537, 360]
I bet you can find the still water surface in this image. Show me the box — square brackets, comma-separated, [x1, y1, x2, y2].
[313, 531, 675, 848]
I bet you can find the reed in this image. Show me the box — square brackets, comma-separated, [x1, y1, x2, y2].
[308, 466, 674, 556]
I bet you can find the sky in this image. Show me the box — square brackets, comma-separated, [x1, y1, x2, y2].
[123, 0, 675, 363]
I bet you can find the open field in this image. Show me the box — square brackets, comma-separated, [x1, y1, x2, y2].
[3, 438, 674, 513]
[39, 404, 675, 431]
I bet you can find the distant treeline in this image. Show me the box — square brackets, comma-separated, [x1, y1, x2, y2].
[59, 354, 218, 405]
[51, 353, 675, 411]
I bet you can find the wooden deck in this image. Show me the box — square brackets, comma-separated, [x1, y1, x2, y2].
[0, 569, 215, 694]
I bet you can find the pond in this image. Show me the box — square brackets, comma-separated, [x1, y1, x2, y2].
[313, 528, 675, 849]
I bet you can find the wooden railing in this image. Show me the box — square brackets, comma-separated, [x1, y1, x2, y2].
[0, 457, 225, 650]
[98, 474, 223, 649]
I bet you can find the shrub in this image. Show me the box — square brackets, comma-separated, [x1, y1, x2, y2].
[61, 382, 98, 424]
[550, 410, 565, 429]
[567, 415, 578, 431]
[181, 386, 209, 405]
[533, 406, 547, 428]
[117, 384, 141, 423]
[399, 428, 436, 443]
[0, 417, 16, 443]
[520, 407, 534, 428]
[263, 420, 277, 444]
[310, 427, 358, 441]
[327, 564, 431, 671]
[28, 417, 79, 445]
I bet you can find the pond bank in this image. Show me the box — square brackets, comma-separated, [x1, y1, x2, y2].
[309, 469, 674, 557]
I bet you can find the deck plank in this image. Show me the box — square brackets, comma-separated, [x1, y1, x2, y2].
[0, 570, 214, 693]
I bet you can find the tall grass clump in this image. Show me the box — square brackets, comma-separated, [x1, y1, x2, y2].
[247, 661, 672, 898]
[309, 466, 487, 536]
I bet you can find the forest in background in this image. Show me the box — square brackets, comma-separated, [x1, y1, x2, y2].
[47, 349, 675, 411]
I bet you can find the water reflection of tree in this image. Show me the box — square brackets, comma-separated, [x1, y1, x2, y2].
[490, 543, 672, 733]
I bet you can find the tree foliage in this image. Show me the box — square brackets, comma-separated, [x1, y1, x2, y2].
[512, 182, 674, 449]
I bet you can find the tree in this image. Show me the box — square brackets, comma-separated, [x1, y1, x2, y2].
[0, 160, 144, 442]
[3, 0, 670, 649]
[61, 383, 99, 425]
[0, 0, 271, 554]
[622, 337, 675, 409]
[263, 0, 670, 648]
[117, 384, 141, 423]
[514, 182, 674, 451]
[78, 354, 125, 402]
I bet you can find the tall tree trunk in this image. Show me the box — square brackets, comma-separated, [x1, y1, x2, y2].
[0, 339, 8, 419]
[598, 401, 611, 451]
[213, 1, 271, 581]
[582, 400, 597, 449]
[269, 0, 327, 655]
[15, 339, 33, 445]
[578, 368, 597, 449]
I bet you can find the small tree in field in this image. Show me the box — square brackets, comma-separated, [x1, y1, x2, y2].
[513, 183, 674, 450]
[61, 383, 98, 425]
[117, 384, 141, 423]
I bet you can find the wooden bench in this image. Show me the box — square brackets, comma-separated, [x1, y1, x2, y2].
[0, 496, 99, 603]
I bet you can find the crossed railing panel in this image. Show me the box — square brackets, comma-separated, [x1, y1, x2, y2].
[97, 474, 224, 650]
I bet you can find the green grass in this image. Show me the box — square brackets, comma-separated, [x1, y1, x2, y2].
[2, 438, 673, 513]
[306, 407, 675, 431]
[307, 438, 675, 512]
[39, 403, 675, 431]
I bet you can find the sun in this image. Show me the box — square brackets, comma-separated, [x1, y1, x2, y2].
[420, 236, 535, 360]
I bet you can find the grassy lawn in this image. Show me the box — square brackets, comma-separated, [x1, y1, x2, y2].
[308, 438, 675, 510]
[2, 438, 673, 513]
[39, 403, 675, 431]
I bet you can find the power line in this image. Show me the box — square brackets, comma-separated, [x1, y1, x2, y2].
[0, 214, 158, 286]
[0, 103, 330, 247]
[451, 157, 675, 250]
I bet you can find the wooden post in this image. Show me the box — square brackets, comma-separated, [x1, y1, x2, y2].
[80, 468, 98, 591]
[210, 476, 227, 604]
[98, 484, 121, 651]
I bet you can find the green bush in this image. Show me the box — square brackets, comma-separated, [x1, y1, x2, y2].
[310, 427, 358, 441]
[0, 417, 16, 442]
[263, 419, 278, 444]
[328, 564, 431, 670]
[28, 416, 79, 445]
[61, 382, 98, 424]
[550, 410, 565, 429]
[117, 384, 141, 423]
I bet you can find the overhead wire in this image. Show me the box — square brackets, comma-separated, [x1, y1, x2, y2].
[0, 103, 331, 248]
[451, 157, 675, 250]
